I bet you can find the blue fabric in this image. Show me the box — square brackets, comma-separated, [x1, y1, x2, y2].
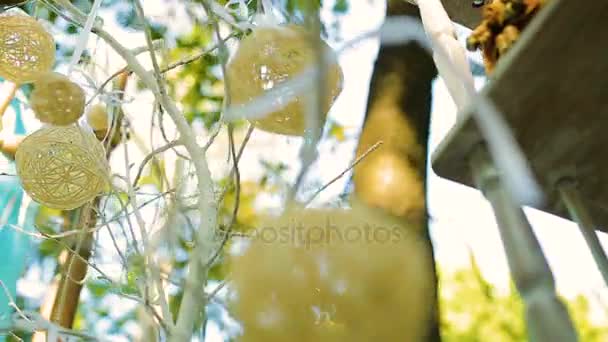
[0, 90, 35, 337]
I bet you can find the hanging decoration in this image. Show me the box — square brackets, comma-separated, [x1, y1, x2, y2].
[230, 202, 434, 341]
[467, 0, 548, 73]
[30, 72, 86, 126]
[85, 103, 109, 132]
[14, 125, 109, 210]
[0, 14, 55, 84]
[226, 23, 343, 136]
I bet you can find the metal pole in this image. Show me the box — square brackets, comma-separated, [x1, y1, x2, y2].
[469, 145, 578, 342]
[557, 179, 608, 287]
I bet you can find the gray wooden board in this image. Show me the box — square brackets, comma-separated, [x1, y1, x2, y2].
[442, 0, 482, 28]
[432, 0, 608, 231]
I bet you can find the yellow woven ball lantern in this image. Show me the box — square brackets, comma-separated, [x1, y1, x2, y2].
[226, 25, 343, 136]
[30, 72, 86, 126]
[0, 14, 55, 84]
[15, 125, 109, 210]
[230, 202, 434, 341]
[86, 103, 109, 131]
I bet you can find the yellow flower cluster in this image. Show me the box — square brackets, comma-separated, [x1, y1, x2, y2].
[467, 0, 548, 73]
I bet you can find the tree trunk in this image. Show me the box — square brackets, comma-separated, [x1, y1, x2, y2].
[353, 2, 440, 340]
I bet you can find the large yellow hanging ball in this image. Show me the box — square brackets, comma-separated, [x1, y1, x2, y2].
[226, 25, 343, 136]
[30, 72, 86, 126]
[0, 14, 55, 84]
[15, 125, 109, 210]
[230, 202, 434, 341]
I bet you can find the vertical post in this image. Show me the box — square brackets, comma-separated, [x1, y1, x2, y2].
[557, 179, 608, 287]
[469, 145, 578, 342]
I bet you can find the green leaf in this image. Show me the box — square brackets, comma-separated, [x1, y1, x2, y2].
[39, 239, 61, 257]
[333, 0, 349, 13]
[207, 260, 226, 281]
[88, 280, 111, 298]
[137, 159, 165, 190]
[169, 291, 184, 323]
[328, 121, 346, 142]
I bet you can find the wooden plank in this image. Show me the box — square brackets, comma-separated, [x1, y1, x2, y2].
[400, 0, 482, 28]
[396, 0, 482, 28]
[431, 0, 608, 231]
[442, 0, 482, 28]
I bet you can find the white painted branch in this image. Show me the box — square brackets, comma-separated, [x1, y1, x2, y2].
[67, 0, 103, 76]
[53, 1, 218, 340]
[416, 0, 474, 111]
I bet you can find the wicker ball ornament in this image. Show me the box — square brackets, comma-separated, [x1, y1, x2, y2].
[0, 14, 55, 84]
[226, 25, 343, 136]
[230, 203, 435, 341]
[30, 72, 86, 125]
[15, 125, 109, 210]
[86, 103, 109, 131]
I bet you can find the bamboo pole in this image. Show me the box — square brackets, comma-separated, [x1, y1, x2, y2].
[469, 145, 578, 342]
[49, 209, 95, 327]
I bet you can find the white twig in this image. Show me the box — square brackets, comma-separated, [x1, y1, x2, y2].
[288, 10, 327, 203]
[304, 141, 383, 206]
[132, 139, 182, 187]
[222, 65, 318, 122]
[53, 1, 218, 340]
[120, 118, 174, 330]
[67, 0, 103, 76]
[0, 281, 101, 340]
[130, 0, 219, 339]
[209, 1, 253, 30]
[130, 40, 164, 55]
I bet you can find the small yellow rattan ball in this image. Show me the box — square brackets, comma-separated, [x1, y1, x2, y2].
[0, 14, 55, 84]
[30, 72, 86, 126]
[86, 103, 109, 131]
[226, 25, 343, 136]
[15, 125, 109, 210]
